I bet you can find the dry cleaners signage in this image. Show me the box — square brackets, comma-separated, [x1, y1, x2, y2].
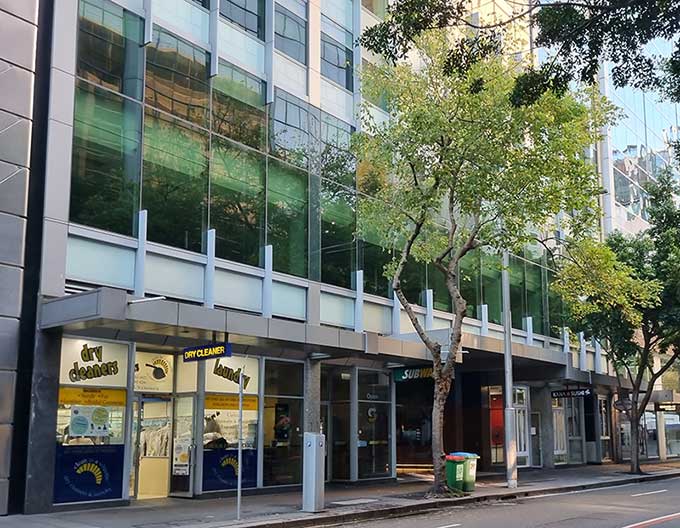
[59, 338, 128, 388]
[183, 342, 232, 362]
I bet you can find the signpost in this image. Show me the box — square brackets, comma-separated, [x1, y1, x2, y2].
[551, 388, 592, 399]
[237, 369, 244, 521]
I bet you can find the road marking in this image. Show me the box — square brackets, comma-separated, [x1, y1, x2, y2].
[631, 489, 667, 497]
[620, 511, 680, 528]
[435, 524, 461, 528]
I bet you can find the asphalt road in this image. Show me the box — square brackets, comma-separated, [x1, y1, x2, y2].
[347, 477, 680, 528]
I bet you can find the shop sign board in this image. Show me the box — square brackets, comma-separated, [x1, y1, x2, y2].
[59, 338, 128, 388]
[205, 355, 259, 395]
[655, 403, 680, 413]
[183, 342, 232, 362]
[551, 388, 592, 398]
[134, 351, 174, 393]
[393, 366, 433, 382]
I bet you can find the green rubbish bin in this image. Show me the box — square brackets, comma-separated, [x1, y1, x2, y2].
[445, 455, 465, 491]
[462, 453, 479, 492]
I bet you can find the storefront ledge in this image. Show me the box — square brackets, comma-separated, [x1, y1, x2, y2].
[50, 499, 130, 513]
[220, 471, 680, 528]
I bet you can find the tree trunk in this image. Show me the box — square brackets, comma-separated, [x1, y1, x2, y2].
[429, 375, 453, 495]
[629, 405, 642, 474]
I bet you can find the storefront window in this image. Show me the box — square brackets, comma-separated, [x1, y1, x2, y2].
[77, 0, 144, 100]
[599, 397, 612, 460]
[566, 398, 584, 464]
[358, 370, 391, 479]
[552, 398, 567, 464]
[210, 136, 266, 267]
[203, 355, 260, 491]
[264, 361, 304, 486]
[55, 338, 129, 504]
[142, 109, 209, 253]
[643, 411, 659, 458]
[70, 81, 142, 236]
[665, 412, 680, 457]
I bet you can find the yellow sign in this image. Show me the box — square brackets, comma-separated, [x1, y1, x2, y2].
[183, 343, 231, 362]
[205, 393, 258, 411]
[59, 386, 127, 406]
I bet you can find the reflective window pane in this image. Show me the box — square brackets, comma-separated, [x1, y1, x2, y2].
[358, 402, 390, 478]
[267, 158, 308, 277]
[275, 4, 307, 65]
[321, 32, 353, 90]
[360, 239, 391, 298]
[361, 0, 386, 18]
[220, 0, 264, 39]
[212, 60, 267, 150]
[428, 264, 452, 312]
[270, 88, 319, 169]
[459, 249, 481, 318]
[77, 0, 144, 99]
[320, 179, 356, 289]
[525, 259, 547, 336]
[145, 28, 210, 128]
[210, 136, 265, 266]
[481, 252, 503, 325]
[358, 370, 389, 401]
[509, 255, 526, 330]
[320, 111, 355, 187]
[265, 360, 303, 397]
[142, 109, 208, 252]
[70, 81, 142, 235]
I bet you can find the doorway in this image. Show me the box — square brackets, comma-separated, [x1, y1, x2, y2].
[130, 393, 195, 499]
[531, 412, 542, 467]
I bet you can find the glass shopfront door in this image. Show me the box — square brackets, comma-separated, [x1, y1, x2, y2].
[169, 395, 195, 496]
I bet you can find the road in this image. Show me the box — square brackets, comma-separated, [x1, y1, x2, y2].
[347, 477, 680, 528]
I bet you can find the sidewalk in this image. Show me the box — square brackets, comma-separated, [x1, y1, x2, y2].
[3, 460, 680, 528]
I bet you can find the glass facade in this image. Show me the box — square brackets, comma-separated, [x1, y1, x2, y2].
[220, 0, 265, 39]
[275, 4, 307, 65]
[321, 19, 353, 90]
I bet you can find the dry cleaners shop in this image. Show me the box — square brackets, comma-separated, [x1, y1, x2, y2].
[53, 337, 394, 506]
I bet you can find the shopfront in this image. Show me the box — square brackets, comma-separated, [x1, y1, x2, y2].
[53, 337, 394, 508]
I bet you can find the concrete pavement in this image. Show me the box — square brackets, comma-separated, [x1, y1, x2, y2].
[1, 460, 680, 528]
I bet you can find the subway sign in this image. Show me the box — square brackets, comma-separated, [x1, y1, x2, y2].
[183, 342, 232, 362]
[394, 367, 433, 382]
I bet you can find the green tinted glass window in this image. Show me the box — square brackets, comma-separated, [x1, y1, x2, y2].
[77, 0, 144, 99]
[267, 158, 308, 277]
[270, 89, 319, 169]
[459, 249, 481, 318]
[509, 255, 526, 330]
[481, 251, 502, 325]
[525, 260, 547, 336]
[428, 264, 452, 312]
[210, 136, 265, 266]
[548, 270, 564, 338]
[320, 112, 355, 188]
[142, 109, 208, 252]
[320, 179, 356, 288]
[145, 28, 210, 128]
[212, 61, 267, 150]
[70, 80, 142, 235]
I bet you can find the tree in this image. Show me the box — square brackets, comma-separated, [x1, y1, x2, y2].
[553, 172, 680, 474]
[360, 0, 680, 107]
[352, 31, 612, 495]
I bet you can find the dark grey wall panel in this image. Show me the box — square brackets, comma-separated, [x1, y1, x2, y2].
[0, 213, 26, 267]
[0, 317, 19, 371]
[0, 265, 22, 318]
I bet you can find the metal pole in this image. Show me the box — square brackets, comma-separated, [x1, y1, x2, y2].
[502, 251, 518, 488]
[237, 369, 244, 520]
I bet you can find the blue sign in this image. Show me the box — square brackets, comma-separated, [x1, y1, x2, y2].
[202, 448, 257, 491]
[183, 342, 232, 362]
[54, 444, 125, 503]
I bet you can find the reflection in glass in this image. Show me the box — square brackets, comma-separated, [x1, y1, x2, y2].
[70, 81, 141, 236]
[481, 252, 502, 325]
[320, 179, 356, 289]
[267, 158, 309, 277]
[509, 255, 526, 330]
[358, 402, 390, 478]
[275, 4, 307, 65]
[459, 250, 481, 318]
[265, 361, 303, 397]
[220, 0, 265, 40]
[263, 396, 303, 485]
[321, 32, 353, 90]
[210, 136, 265, 266]
[145, 28, 210, 128]
[212, 60, 267, 150]
[77, 0, 144, 100]
[270, 89, 319, 168]
[142, 109, 208, 252]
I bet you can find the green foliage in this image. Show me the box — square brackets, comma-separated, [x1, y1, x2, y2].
[353, 30, 613, 330]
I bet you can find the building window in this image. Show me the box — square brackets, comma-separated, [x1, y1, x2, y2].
[267, 158, 309, 277]
[270, 89, 318, 168]
[275, 4, 307, 65]
[77, 0, 145, 100]
[70, 80, 142, 236]
[145, 27, 211, 128]
[361, 0, 386, 18]
[459, 249, 481, 318]
[264, 361, 304, 486]
[220, 0, 265, 39]
[210, 136, 266, 267]
[321, 32, 353, 90]
[320, 179, 356, 289]
[212, 60, 267, 150]
[142, 109, 208, 253]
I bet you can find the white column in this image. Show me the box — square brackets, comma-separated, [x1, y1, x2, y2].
[525, 316, 534, 347]
[424, 289, 434, 331]
[204, 229, 216, 308]
[208, 0, 219, 76]
[262, 245, 273, 318]
[354, 270, 364, 333]
[391, 291, 401, 336]
[134, 209, 147, 297]
[579, 332, 587, 371]
[594, 339, 603, 374]
[143, 0, 153, 44]
[480, 304, 489, 336]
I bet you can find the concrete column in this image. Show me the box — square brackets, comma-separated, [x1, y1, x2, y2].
[536, 386, 555, 469]
[594, 339, 603, 374]
[480, 304, 489, 336]
[304, 359, 322, 433]
[134, 209, 147, 298]
[391, 291, 400, 336]
[195, 360, 207, 494]
[579, 332, 587, 371]
[307, 282, 321, 326]
[657, 411, 668, 462]
[307, 0, 321, 106]
[424, 289, 434, 331]
[524, 316, 534, 347]
[204, 229, 215, 308]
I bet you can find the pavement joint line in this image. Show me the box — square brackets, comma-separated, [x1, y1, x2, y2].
[195, 470, 680, 528]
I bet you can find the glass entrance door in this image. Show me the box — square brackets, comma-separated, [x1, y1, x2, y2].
[513, 387, 530, 467]
[321, 402, 331, 481]
[531, 412, 542, 467]
[169, 394, 195, 497]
